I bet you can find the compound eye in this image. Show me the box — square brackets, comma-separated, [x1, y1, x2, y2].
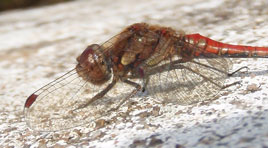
[77, 44, 101, 65]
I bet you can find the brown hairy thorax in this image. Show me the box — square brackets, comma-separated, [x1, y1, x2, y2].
[75, 23, 179, 85]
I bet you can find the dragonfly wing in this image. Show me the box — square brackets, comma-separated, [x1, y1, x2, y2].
[24, 67, 141, 131]
[24, 30, 137, 132]
[145, 53, 231, 105]
[24, 68, 110, 131]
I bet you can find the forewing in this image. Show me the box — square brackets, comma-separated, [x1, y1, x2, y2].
[24, 68, 110, 131]
[24, 30, 136, 132]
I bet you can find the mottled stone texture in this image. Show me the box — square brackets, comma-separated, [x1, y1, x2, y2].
[0, 0, 268, 147]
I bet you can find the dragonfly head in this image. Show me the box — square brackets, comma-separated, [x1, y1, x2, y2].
[76, 44, 111, 85]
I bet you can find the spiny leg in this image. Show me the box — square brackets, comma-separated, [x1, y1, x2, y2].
[126, 59, 185, 92]
[190, 61, 248, 89]
[180, 64, 242, 89]
[127, 60, 185, 80]
[192, 60, 249, 76]
[222, 66, 248, 89]
[129, 58, 233, 91]
[109, 79, 142, 112]
[221, 81, 241, 89]
[228, 66, 248, 76]
[74, 78, 117, 111]
[179, 64, 223, 88]
[191, 60, 228, 74]
[223, 66, 249, 88]
[142, 77, 149, 92]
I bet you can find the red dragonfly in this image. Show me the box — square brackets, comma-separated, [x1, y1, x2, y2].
[24, 23, 268, 131]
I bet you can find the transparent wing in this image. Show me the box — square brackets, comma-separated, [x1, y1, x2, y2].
[24, 31, 136, 132]
[146, 52, 232, 105]
[24, 67, 141, 132]
[25, 68, 109, 131]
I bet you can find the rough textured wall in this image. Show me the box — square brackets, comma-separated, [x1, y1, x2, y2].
[0, 0, 268, 147]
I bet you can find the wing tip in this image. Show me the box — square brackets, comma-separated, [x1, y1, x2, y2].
[25, 93, 38, 108]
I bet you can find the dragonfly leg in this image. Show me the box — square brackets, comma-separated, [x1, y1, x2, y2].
[222, 81, 241, 89]
[142, 77, 149, 92]
[188, 62, 247, 89]
[74, 78, 117, 110]
[130, 59, 183, 92]
[143, 61, 184, 77]
[179, 64, 223, 88]
[190, 60, 229, 74]
[223, 66, 249, 89]
[110, 79, 142, 111]
[228, 66, 249, 76]
[127, 59, 185, 80]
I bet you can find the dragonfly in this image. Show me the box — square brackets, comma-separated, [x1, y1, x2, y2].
[24, 23, 268, 131]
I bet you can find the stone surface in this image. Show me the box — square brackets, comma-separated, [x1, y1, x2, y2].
[1, 0, 268, 147]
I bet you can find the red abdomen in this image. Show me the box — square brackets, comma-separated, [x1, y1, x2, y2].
[185, 34, 268, 58]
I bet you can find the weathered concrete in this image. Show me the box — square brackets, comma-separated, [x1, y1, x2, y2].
[1, 0, 268, 147]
